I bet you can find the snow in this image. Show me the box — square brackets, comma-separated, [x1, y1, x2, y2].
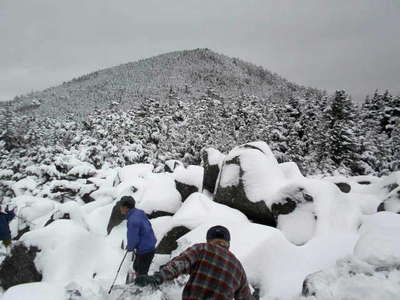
[67, 163, 96, 178]
[298, 257, 400, 300]
[136, 173, 181, 214]
[0, 169, 13, 179]
[228, 146, 287, 204]
[172, 165, 204, 190]
[21, 220, 128, 287]
[355, 212, 400, 267]
[12, 177, 38, 196]
[218, 163, 240, 187]
[277, 204, 315, 245]
[1, 143, 399, 300]
[204, 148, 225, 166]
[279, 162, 303, 179]
[172, 192, 248, 229]
[118, 164, 154, 182]
[2, 282, 66, 300]
[381, 187, 400, 213]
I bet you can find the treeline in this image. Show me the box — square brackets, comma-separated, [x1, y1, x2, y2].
[0, 89, 399, 179]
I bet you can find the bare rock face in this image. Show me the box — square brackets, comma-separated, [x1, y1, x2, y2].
[164, 160, 184, 173]
[335, 182, 351, 193]
[156, 226, 190, 254]
[174, 180, 198, 202]
[201, 148, 224, 194]
[106, 198, 134, 235]
[0, 243, 42, 290]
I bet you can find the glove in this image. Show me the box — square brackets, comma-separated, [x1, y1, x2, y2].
[134, 273, 163, 288]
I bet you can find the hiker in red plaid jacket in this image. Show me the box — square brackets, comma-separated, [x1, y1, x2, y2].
[136, 225, 253, 300]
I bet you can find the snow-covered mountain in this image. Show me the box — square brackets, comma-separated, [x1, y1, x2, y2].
[0, 141, 399, 300]
[8, 48, 320, 120]
[0, 49, 399, 299]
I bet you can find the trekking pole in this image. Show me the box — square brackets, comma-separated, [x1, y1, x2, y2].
[108, 250, 129, 294]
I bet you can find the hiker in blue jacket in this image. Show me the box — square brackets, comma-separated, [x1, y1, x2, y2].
[119, 196, 157, 283]
[0, 206, 16, 248]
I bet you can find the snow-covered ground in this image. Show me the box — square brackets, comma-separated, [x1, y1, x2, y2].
[1, 142, 399, 300]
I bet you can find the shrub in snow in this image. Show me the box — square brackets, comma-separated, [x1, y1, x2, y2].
[201, 147, 224, 194]
[0, 243, 42, 290]
[67, 163, 96, 178]
[0, 169, 14, 180]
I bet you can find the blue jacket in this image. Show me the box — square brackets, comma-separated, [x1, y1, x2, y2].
[126, 208, 156, 254]
[0, 210, 15, 240]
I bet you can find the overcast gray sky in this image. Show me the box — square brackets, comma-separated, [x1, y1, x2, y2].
[1, 0, 399, 102]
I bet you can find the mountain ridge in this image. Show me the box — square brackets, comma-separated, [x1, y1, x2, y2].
[8, 48, 322, 119]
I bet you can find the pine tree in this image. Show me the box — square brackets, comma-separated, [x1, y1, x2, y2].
[325, 90, 362, 173]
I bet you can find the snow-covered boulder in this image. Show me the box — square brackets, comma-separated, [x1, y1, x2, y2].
[273, 178, 361, 245]
[214, 142, 286, 226]
[377, 186, 400, 213]
[172, 165, 204, 201]
[155, 226, 190, 254]
[201, 148, 224, 194]
[117, 164, 154, 183]
[164, 160, 184, 173]
[0, 244, 42, 290]
[355, 212, 400, 267]
[279, 162, 303, 180]
[135, 173, 182, 215]
[20, 220, 127, 285]
[271, 183, 315, 245]
[301, 256, 400, 300]
[1, 282, 66, 300]
[150, 193, 249, 254]
[12, 177, 38, 197]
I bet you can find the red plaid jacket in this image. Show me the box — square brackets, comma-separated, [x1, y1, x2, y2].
[159, 241, 252, 300]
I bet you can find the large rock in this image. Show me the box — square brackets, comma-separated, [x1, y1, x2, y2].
[106, 198, 134, 234]
[271, 184, 316, 245]
[155, 226, 190, 254]
[377, 186, 400, 213]
[0, 243, 42, 290]
[174, 181, 198, 202]
[214, 142, 287, 227]
[106, 198, 172, 234]
[164, 160, 184, 173]
[301, 271, 322, 297]
[201, 148, 224, 194]
[302, 256, 400, 299]
[335, 182, 351, 193]
[172, 165, 204, 202]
